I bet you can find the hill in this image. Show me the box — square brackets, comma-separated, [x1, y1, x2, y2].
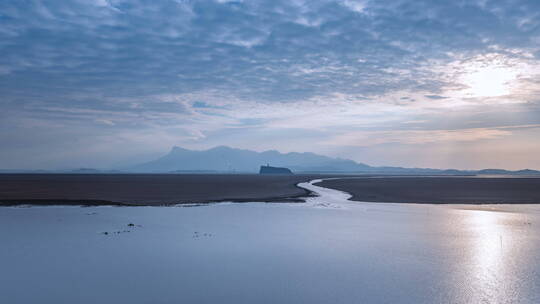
[131, 146, 371, 173]
[128, 146, 540, 175]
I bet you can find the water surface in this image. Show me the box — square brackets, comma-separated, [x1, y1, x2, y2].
[1, 180, 539, 303]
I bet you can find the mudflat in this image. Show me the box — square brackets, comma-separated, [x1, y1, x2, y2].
[316, 177, 540, 204]
[0, 174, 320, 206]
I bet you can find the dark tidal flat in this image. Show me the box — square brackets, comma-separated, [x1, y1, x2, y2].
[0, 174, 320, 205]
[3, 174, 540, 206]
[316, 177, 540, 204]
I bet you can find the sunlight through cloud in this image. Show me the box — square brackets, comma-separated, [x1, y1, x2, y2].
[461, 65, 518, 97]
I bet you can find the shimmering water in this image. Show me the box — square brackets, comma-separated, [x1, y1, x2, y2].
[1, 180, 539, 303]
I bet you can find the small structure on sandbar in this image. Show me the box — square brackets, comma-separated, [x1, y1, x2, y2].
[259, 164, 293, 175]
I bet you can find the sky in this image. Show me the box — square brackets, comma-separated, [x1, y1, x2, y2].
[1, 0, 540, 170]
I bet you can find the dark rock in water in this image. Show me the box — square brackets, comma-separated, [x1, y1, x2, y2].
[259, 165, 293, 175]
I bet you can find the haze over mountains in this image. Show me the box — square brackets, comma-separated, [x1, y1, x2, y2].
[130, 146, 540, 175]
[132, 146, 371, 173]
[1, 146, 538, 175]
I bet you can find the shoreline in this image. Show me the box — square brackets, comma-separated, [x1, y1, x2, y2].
[2, 174, 540, 206]
[0, 174, 319, 207]
[315, 176, 540, 205]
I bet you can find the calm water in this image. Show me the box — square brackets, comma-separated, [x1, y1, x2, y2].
[1, 180, 539, 303]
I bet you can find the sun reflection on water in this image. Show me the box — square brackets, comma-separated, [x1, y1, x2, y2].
[466, 210, 508, 302]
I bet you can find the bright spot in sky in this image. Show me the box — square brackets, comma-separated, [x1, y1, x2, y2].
[461, 65, 518, 98]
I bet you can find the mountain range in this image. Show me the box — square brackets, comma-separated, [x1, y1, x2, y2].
[132, 146, 370, 173]
[130, 146, 540, 175]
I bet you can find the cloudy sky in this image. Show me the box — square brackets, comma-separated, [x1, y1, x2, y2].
[1, 0, 540, 170]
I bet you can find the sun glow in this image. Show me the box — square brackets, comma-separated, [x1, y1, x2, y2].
[461, 65, 518, 98]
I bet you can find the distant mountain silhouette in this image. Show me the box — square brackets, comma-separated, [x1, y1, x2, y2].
[130, 146, 540, 175]
[1, 146, 539, 175]
[132, 146, 371, 173]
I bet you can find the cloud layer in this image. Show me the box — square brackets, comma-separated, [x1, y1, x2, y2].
[1, 0, 540, 169]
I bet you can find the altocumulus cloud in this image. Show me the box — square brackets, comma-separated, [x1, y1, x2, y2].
[0, 0, 540, 169]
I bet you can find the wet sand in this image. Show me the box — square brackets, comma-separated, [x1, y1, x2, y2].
[3, 174, 540, 206]
[316, 177, 540, 204]
[0, 174, 323, 206]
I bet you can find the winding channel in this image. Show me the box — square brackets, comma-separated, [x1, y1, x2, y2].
[297, 178, 354, 208]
